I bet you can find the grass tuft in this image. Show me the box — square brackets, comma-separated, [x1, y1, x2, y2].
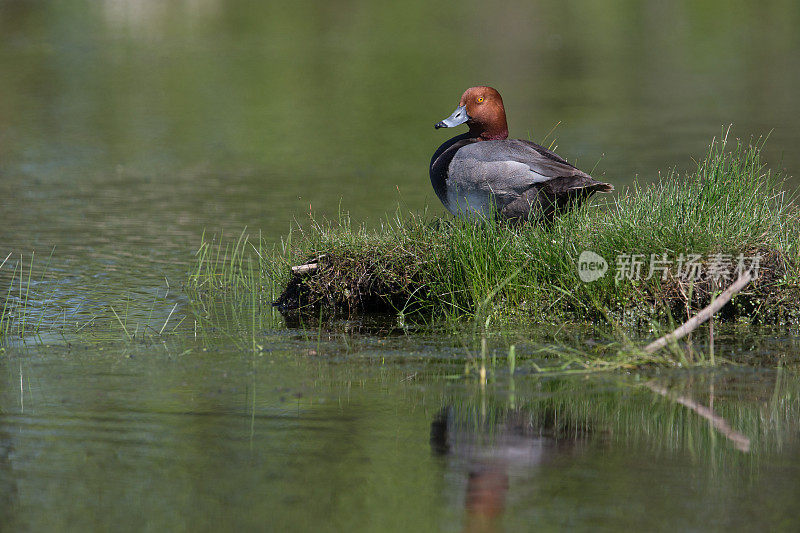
[188, 135, 800, 328]
[1, 250, 57, 343]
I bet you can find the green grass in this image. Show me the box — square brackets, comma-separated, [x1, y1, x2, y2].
[1, 249, 187, 346]
[188, 135, 800, 329]
[1, 250, 57, 343]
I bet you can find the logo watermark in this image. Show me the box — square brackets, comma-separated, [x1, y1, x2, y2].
[577, 251, 761, 283]
[577, 251, 609, 282]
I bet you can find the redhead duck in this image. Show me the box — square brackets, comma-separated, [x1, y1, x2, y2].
[430, 86, 613, 222]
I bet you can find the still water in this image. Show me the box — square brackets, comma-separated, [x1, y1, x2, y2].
[4, 336, 800, 531]
[2, 1, 800, 530]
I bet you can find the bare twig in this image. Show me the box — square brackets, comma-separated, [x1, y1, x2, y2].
[0, 252, 11, 271]
[159, 303, 179, 335]
[644, 272, 752, 354]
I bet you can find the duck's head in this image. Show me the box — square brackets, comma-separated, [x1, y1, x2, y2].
[434, 86, 509, 141]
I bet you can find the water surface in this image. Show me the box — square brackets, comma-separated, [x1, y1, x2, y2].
[2, 1, 800, 530]
[3, 336, 800, 531]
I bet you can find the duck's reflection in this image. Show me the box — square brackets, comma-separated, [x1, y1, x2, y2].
[430, 374, 757, 531]
[0, 429, 15, 528]
[431, 405, 590, 532]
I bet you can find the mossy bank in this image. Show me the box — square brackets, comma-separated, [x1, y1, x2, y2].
[188, 136, 800, 326]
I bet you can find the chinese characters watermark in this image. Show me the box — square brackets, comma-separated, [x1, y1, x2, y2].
[577, 251, 761, 283]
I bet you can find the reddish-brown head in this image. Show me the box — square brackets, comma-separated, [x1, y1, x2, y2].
[434, 86, 509, 140]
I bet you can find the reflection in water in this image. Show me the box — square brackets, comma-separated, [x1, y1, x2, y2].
[431, 404, 589, 532]
[0, 426, 16, 531]
[428, 372, 780, 530]
[1, 350, 800, 530]
[102, 0, 221, 35]
[644, 381, 751, 452]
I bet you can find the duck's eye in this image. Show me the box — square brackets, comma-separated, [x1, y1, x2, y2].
[477, 96, 484, 103]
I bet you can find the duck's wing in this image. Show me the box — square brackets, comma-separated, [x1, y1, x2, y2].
[455, 139, 583, 181]
[509, 139, 614, 194]
[511, 138, 575, 164]
[449, 139, 612, 203]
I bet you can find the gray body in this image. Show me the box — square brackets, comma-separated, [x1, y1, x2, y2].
[430, 134, 613, 222]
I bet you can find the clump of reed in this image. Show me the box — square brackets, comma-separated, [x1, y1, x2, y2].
[1, 251, 56, 343]
[188, 135, 800, 326]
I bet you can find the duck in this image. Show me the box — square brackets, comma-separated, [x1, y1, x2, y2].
[430, 86, 613, 223]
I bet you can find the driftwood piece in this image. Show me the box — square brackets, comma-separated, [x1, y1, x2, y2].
[290, 254, 326, 276]
[644, 271, 753, 354]
[291, 262, 318, 275]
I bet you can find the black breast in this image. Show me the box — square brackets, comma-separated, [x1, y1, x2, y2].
[429, 133, 478, 205]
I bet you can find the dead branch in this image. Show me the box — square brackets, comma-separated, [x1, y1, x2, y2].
[644, 272, 753, 354]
